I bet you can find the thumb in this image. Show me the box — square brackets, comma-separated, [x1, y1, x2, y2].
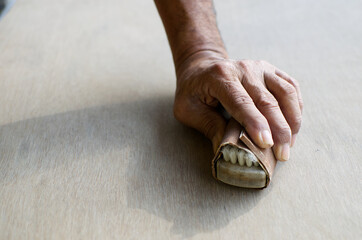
[174, 99, 226, 153]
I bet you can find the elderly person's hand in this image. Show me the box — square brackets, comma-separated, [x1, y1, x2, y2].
[155, 0, 303, 162]
[174, 52, 303, 161]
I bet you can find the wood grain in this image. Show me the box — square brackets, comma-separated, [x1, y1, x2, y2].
[0, 0, 361, 239]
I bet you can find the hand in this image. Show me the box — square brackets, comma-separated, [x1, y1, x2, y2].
[173, 51, 303, 161]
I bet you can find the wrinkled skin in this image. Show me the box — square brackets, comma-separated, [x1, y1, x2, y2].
[174, 51, 303, 161]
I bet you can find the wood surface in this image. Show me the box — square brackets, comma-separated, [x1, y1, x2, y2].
[0, 0, 361, 239]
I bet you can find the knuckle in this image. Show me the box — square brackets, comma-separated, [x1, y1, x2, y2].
[237, 60, 249, 69]
[289, 114, 302, 133]
[233, 93, 254, 107]
[274, 125, 292, 143]
[237, 60, 253, 73]
[210, 61, 233, 78]
[242, 63, 253, 73]
[211, 62, 225, 75]
[285, 76, 301, 91]
[257, 93, 279, 110]
[282, 83, 297, 97]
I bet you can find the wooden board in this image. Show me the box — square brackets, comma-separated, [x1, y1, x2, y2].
[0, 0, 361, 239]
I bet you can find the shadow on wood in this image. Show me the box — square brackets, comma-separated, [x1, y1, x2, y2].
[0, 95, 271, 238]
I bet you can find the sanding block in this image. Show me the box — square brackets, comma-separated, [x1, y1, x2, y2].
[212, 118, 277, 189]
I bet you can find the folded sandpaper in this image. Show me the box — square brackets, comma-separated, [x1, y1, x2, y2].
[211, 118, 277, 188]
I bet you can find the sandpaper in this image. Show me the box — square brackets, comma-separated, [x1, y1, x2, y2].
[211, 118, 277, 188]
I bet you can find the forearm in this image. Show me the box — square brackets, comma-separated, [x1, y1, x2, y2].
[154, 0, 228, 74]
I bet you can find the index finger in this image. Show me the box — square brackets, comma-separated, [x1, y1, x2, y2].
[211, 77, 274, 149]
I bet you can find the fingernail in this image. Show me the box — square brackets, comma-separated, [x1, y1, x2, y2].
[281, 144, 290, 161]
[275, 143, 290, 161]
[260, 130, 274, 147]
[291, 134, 297, 147]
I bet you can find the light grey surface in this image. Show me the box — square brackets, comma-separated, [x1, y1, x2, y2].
[0, 0, 361, 239]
